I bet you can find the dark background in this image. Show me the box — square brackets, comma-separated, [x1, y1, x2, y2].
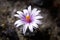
[0, 0, 60, 40]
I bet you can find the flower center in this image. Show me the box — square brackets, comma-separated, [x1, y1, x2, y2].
[26, 15, 31, 23]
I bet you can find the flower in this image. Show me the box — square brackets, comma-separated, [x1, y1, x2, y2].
[14, 6, 43, 35]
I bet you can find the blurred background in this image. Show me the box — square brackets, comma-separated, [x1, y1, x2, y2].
[0, 0, 60, 40]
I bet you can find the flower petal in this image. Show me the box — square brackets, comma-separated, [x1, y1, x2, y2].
[32, 8, 37, 14]
[32, 22, 38, 28]
[35, 16, 43, 19]
[35, 10, 41, 16]
[14, 20, 23, 26]
[23, 24, 29, 34]
[23, 9, 28, 15]
[31, 8, 37, 16]
[31, 8, 41, 16]
[17, 11, 23, 15]
[32, 8, 37, 12]
[29, 24, 33, 32]
[14, 20, 20, 25]
[17, 11, 23, 17]
[14, 14, 20, 18]
[34, 20, 42, 24]
[16, 23, 23, 27]
[28, 6, 31, 12]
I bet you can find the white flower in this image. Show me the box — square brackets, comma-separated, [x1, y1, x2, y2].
[14, 6, 43, 35]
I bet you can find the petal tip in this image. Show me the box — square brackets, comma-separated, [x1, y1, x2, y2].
[28, 5, 31, 11]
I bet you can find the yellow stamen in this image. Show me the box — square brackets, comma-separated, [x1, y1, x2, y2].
[26, 15, 30, 22]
